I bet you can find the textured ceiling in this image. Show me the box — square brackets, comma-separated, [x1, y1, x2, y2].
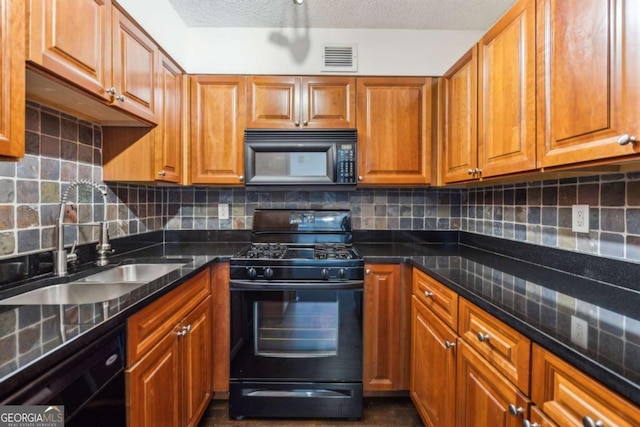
[168, 0, 517, 31]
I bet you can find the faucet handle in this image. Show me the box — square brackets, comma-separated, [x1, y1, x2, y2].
[67, 240, 78, 265]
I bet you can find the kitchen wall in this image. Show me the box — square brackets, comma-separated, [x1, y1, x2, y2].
[3, 104, 640, 266]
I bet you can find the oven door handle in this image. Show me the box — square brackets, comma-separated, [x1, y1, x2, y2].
[229, 280, 364, 290]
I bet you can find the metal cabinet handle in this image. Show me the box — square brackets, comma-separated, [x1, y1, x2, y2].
[474, 168, 482, 174]
[295, 121, 300, 126]
[116, 95, 125, 102]
[365, 269, 371, 275]
[177, 324, 191, 337]
[158, 170, 166, 176]
[522, 421, 539, 427]
[618, 134, 637, 146]
[468, 169, 474, 174]
[303, 120, 308, 126]
[424, 291, 434, 298]
[106, 87, 117, 95]
[358, 175, 364, 181]
[582, 416, 605, 427]
[444, 341, 455, 349]
[508, 404, 524, 417]
[239, 175, 244, 181]
[477, 332, 490, 342]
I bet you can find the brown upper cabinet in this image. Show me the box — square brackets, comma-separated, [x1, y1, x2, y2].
[247, 76, 356, 129]
[26, 0, 158, 125]
[536, 0, 640, 168]
[443, 0, 536, 184]
[0, 0, 25, 159]
[189, 75, 246, 185]
[103, 52, 185, 184]
[356, 77, 433, 185]
[441, 47, 478, 184]
[478, 0, 536, 178]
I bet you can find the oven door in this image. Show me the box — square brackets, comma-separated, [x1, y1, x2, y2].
[229, 281, 363, 383]
[229, 280, 363, 419]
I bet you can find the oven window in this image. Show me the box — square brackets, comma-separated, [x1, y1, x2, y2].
[253, 294, 339, 357]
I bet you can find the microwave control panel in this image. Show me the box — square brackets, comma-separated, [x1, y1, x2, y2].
[337, 144, 356, 184]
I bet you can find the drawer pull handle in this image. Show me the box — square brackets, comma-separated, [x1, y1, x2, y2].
[477, 332, 490, 342]
[444, 341, 455, 349]
[523, 421, 539, 427]
[424, 291, 434, 298]
[508, 404, 524, 417]
[583, 417, 605, 427]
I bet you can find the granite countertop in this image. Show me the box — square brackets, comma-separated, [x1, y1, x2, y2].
[0, 242, 247, 400]
[357, 241, 640, 407]
[1, 236, 639, 408]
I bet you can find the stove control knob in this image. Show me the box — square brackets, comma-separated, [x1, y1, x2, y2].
[338, 268, 346, 279]
[321, 268, 330, 280]
[247, 267, 257, 279]
[263, 267, 274, 279]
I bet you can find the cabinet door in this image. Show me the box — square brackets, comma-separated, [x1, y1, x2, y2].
[410, 296, 457, 427]
[363, 263, 402, 391]
[0, 0, 24, 158]
[181, 296, 212, 427]
[154, 53, 184, 183]
[302, 77, 356, 128]
[212, 263, 230, 393]
[27, 0, 111, 101]
[247, 76, 300, 128]
[442, 46, 478, 183]
[537, 0, 640, 167]
[111, 6, 157, 123]
[457, 340, 530, 427]
[127, 330, 181, 427]
[190, 75, 246, 185]
[478, 0, 536, 177]
[531, 344, 640, 427]
[356, 77, 432, 185]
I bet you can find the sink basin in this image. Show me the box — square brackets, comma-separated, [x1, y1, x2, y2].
[0, 263, 187, 305]
[0, 282, 149, 305]
[73, 263, 186, 283]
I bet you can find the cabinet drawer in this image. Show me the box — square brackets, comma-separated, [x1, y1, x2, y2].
[458, 298, 530, 394]
[412, 268, 458, 330]
[532, 344, 640, 427]
[127, 268, 211, 365]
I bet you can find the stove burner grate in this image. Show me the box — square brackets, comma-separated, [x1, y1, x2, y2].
[246, 243, 288, 259]
[314, 244, 356, 260]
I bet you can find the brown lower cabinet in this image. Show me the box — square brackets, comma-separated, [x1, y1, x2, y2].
[363, 263, 411, 392]
[126, 268, 212, 427]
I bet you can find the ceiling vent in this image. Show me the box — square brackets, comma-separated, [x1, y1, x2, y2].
[322, 44, 357, 72]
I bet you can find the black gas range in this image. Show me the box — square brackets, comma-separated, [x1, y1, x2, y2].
[228, 209, 364, 420]
[230, 209, 364, 283]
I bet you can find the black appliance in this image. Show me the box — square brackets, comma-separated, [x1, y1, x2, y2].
[1, 325, 126, 426]
[243, 129, 357, 187]
[229, 209, 364, 420]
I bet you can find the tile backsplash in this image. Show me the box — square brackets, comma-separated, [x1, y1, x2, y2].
[2, 103, 640, 264]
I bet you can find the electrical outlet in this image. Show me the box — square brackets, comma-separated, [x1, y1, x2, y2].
[572, 204, 589, 233]
[218, 203, 229, 220]
[570, 315, 588, 349]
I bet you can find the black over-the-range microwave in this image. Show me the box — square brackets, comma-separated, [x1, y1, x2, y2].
[243, 129, 357, 187]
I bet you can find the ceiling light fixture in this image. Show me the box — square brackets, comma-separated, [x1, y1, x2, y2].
[293, 0, 303, 5]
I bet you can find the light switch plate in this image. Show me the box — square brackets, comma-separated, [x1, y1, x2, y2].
[218, 203, 229, 220]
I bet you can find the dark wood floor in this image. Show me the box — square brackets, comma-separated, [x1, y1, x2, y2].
[197, 397, 424, 426]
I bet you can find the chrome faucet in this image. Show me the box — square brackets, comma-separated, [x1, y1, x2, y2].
[54, 180, 113, 277]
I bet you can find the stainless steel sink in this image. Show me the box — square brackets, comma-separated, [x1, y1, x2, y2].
[0, 262, 186, 305]
[0, 282, 150, 305]
[73, 263, 186, 283]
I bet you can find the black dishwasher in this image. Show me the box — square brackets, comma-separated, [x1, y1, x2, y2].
[1, 324, 126, 426]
